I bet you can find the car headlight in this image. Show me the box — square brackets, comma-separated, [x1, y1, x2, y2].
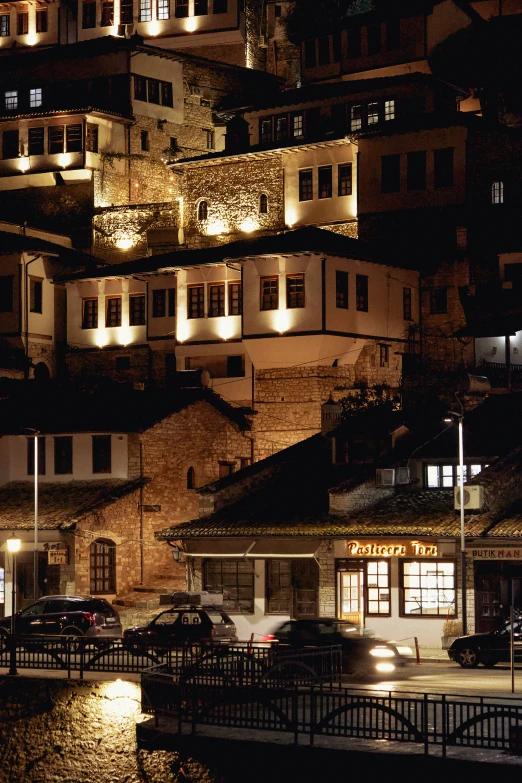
[375, 662, 396, 673]
[369, 647, 396, 658]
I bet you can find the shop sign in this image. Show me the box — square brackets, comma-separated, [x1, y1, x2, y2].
[345, 540, 438, 557]
[472, 548, 522, 560]
[45, 543, 68, 565]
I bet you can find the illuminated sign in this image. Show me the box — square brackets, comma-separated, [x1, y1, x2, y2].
[472, 549, 522, 560]
[45, 543, 68, 565]
[346, 540, 438, 557]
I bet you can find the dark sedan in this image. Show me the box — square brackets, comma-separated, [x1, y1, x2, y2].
[263, 618, 406, 678]
[448, 618, 522, 668]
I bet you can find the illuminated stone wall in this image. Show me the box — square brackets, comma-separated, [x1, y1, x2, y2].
[92, 203, 180, 262]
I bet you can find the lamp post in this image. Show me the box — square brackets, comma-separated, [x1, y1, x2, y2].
[7, 534, 21, 676]
[444, 411, 467, 635]
[24, 428, 39, 602]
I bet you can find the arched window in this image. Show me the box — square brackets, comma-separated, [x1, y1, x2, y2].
[259, 193, 268, 214]
[187, 466, 196, 489]
[197, 200, 208, 221]
[90, 538, 116, 594]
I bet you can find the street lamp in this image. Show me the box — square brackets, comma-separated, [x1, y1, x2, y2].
[444, 411, 467, 635]
[7, 534, 21, 676]
[24, 428, 39, 602]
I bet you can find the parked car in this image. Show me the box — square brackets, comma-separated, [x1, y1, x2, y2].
[448, 618, 522, 668]
[0, 595, 122, 646]
[263, 618, 406, 678]
[123, 605, 238, 649]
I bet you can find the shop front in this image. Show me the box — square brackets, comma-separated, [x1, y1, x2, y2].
[471, 545, 522, 634]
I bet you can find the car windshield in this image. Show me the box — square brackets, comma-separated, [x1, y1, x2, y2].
[498, 621, 522, 636]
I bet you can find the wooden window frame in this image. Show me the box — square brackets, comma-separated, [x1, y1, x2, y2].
[286, 274, 305, 309]
[82, 298, 98, 329]
[260, 276, 278, 311]
[399, 559, 456, 618]
[105, 296, 122, 328]
[187, 284, 204, 319]
[208, 283, 225, 318]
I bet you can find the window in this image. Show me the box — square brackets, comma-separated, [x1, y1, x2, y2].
[129, 294, 145, 325]
[218, 461, 234, 479]
[141, 130, 149, 151]
[347, 26, 361, 58]
[147, 79, 160, 105]
[54, 436, 73, 475]
[206, 130, 214, 150]
[381, 153, 400, 193]
[407, 150, 426, 191]
[0, 277, 13, 312]
[430, 287, 447, 315]
[384, 99, 395, 121]
[82, 298, 98, 329]
[274, 3, 281, 16]
[367, 101, 379, 125]
[197, 200, 208, 221]
[161, 81, 173, 107]
[28, 88, 42, 109]
[27, 436, 46, 476]
[260, 276, 278, 311]
[266, 560, 292, 613]
[66, 124, 82, 153]
[292, 112, 304, 138]
[2, 130, 19, 160]
[30, 277, 43, 314]
[187, 466, 195, 489]
[366, 561, 390, 615]
[152, 289, 166, 318]
[260, 118, 272, 144]
[318, 165, 332, 199]
[92, 435, 111, 474]
[367, 23, 381, 55]
[356, 274, 368, 312]
[350, 104, 362, 131]
[386, 18, 400, 50]
[259, 193, 268, 214]
[403, 287, 412, 320]
[434, 147, 454, 188]
[318, 35, 330, 65]
[304, 39, 316, 69]
[188, 285, 204, 319]
[90, 539, 116, 594]
[5, 91, 17, 111]
[401, 560, 455, 617]
[286, 274, 305, 308]
[82, 1, 96, 28]
[379, 344, 389, 368]
[208, 283, 225, 317]
[227, 355, 244, 377]
[275, 115, 288, 141]
[204, 559, 254, 613]
[195, 0, 208, 14]
[100, 0, 114, 25]
[139, 0, 152, 20]
[48, 126, 64, 154]
[120, 0, 133, 23]
[299, 168, 313, 201]
[228, 282, 241, 315]
[134, 75, 147, 102]
[17, 11, 28, 35]
[336, 270, 348, 309]
[0, 15, 10, 37]
[106, 297, 122, 327]
[213, 0, 227, 12]
[28, 127, 44, 156]
[175, 0, 188, 16]
[425, 463, 485, 489]
[157, 0, 169, 18]
[337, 164, 352, 197]
[86, 124, 99, 153]
[492, 180, 504, 204]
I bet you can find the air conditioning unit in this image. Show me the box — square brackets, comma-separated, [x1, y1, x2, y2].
[117, 23, 134, 36]
[376, 468, 395, 486]
[454, 485, 484, 510]
[258, 35, 268, 48]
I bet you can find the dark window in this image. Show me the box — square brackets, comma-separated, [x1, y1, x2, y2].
[260, 277, 278, 311]
[274, 3, 281, 17]
[161, 81, 173, 107]
[208, 283, 225, 317]
[134, 75, 147, 102]
[206, 130, 214, 150]
[286, 274, 305, 308]
[259, 193, 268, 214]
[27, 436, 46, 476]
[317, 36, 330, 65]
[188, 285, 204, 318]
[275, 115, 288, 141]
[434, 147, 454, 188]
[356, 274, 368, 312]
[141, 130, 149, 151]
[187, 467, 195, 489]
[86, 124, 99, 153]
[304, 39, 316, 69]
[228, 282, 242, 315]
[332, 31, 341, 62]
[100, 0, 114, 26]
[139, 0, 152, 20]
[336, 270, 348, 309]
[401, 560, 455, 617]
[203, 559, 254, 613]
[30, 278, 42, 314]
[347, 26, 361, 58]
[0, 14, 10, 36]
[168, 288, 175, 317]
[306, 107, 320, 136]
[106, 297, 121, 327]
[121, 0, 133, 23]
[331, 103, 347, 132]
[129, 294, 145, 325]
[92, 435, 111, 474]
[36, 8, 47, 32]
[0, 277, 13, 312]
[175, 0, 188, 16]
[66, 124, 82, 153]
[381, 153, 400, 193]
[90, 539, 116, 594]
[299, 168, 313, 201]
[2, 130, 18, 159]
[338, 164, 352, 196]
[266, 560, 292, 614]
[82, 1, 96, 27]
[379, 344, 389, 368]
[54, 436, 73, 475]
[386, 18, 400, 50]
[318, 165, 332, 199]
[48, 126, 64, 155]
[157, 0, 169, 19]
[407, 150, 426, 191]
[17, 11, 28, 34]
[195, 0, 207, 14]
[227, 355, 244, 377]
[82, 299, 98, 329]
[403, 287, 412, 320]
[367, 23, 381, 55]
[213, 0, 227, 12]
[197, 200, 208, 221]
[115, 355, 130, 371]
[152, 289, 166, 318]
[147, 79, 160, 105]
[260, 118, 272, 144]
[430, 287, 447, 315]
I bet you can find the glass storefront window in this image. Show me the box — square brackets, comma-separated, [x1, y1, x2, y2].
[401, 560, 455, 616]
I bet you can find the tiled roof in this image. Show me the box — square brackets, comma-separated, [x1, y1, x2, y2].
[0, 231, 101, 271]
[0, 479, 147, 531]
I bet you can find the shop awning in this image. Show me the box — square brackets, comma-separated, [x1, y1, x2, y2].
[184, 539, 321, 558]
[246, 540, 322, 558]
[184, 539, 254, 557]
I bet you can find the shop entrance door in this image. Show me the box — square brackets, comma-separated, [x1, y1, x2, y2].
[339, 569, 364, 628]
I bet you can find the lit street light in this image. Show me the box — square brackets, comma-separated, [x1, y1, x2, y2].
[444, 411, 466, 636]
[7, 534, 21, 676]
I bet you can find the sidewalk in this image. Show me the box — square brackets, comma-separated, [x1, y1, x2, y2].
[416, 647, 449, 663]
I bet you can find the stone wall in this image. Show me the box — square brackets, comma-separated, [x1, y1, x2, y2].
[321, 221, 359, 238]
[318, 542, 336, 616]
[65, 345, 153, 386]
[93, 203, 180, 261]
[329, 479, 396, 515]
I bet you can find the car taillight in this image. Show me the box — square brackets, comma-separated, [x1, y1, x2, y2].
[83, 612, 96, 625]
[259, 634, 275, 642]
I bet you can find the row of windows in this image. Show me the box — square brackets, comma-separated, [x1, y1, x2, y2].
[381, 148, 454, 193]
[134, 76, 173, 108]
[303, 19, 401, 69]
[425, 463, 486, 488]
[2, 125, 98, 160]
[260, 275, 305, 310]
[82, 0, 227, 27]
[27, 435, 112, 476]
[298, 164, 352, 201]
[334, 272, 369, 313]
[0, 9, 47, 37]
[4, 88, 43, 112]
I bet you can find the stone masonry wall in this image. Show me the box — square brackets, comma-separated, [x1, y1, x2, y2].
[65, 345, 153, 386]
[318, 542, 336, 616]
[93, 203, 180, 262]
[329, 480, 396, 515]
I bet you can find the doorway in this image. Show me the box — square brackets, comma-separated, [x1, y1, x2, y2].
[338, 567, 364, 627]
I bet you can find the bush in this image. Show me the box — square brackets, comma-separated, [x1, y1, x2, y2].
[442, 619, 462, 637]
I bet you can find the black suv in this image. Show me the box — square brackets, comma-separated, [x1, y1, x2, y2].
[123, 605, 238, 649]
[0, 595, 122, 643]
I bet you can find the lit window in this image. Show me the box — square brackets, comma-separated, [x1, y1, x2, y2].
[384, 99, 395, 121]
[157, 0, 169, 19]
[492, 180, 504, 204]
[0, 15, 10, 37]
[29, 88, 42, 109]
[401, 560, 455, 617]
[292, 113, 303, 138]
[366, 561, 390, 615]
[350, 104, 362, 131]
[5, 91, 17, 111]
[367, 101, 379, 125]
[425, 463, 486, 488]
[139, 0, 152, 21]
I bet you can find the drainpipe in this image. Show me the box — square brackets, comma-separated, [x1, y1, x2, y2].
[24, 252, 43, 380]
[139, 435, 144, 585]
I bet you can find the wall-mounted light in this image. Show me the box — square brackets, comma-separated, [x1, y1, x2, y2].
[171, 545, 184, 562]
